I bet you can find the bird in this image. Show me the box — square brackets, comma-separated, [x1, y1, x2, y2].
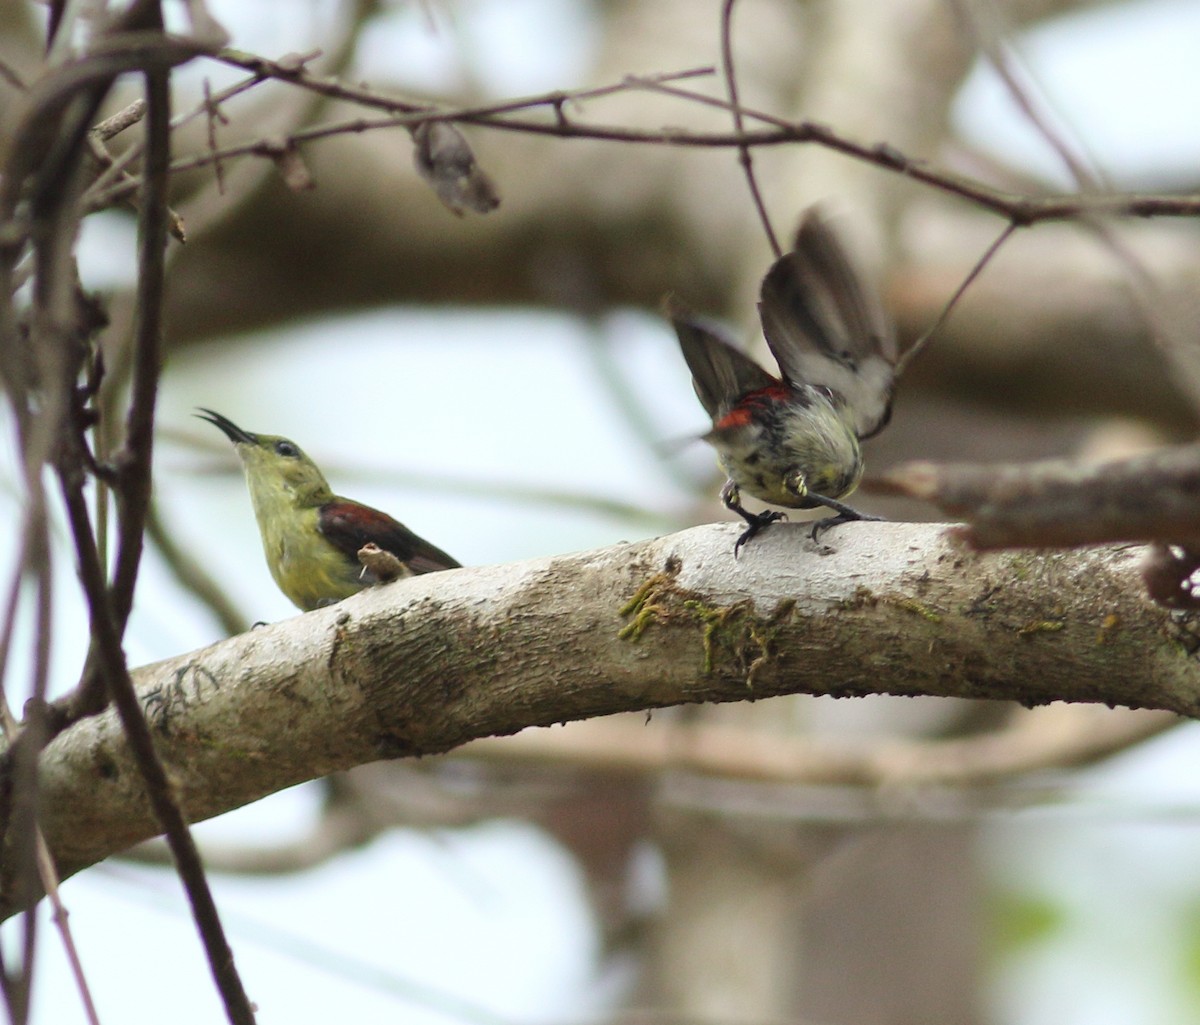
[669, 206, 898, 553]
[197, 409, 460, 612]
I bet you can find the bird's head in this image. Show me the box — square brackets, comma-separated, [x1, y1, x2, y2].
[196, 409, 334, 509]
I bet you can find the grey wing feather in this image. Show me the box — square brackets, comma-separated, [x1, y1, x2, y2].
[757, 207, 897, 439]
[668, 299, 777, 421]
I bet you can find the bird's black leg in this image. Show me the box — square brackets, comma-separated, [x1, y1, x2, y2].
[805, 492, 885, 541]
[721, 481, 785, 556]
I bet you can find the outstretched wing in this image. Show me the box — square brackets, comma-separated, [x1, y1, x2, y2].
[757, 208, 897, 439]
[319, 501, 461, 575]
[668, 298, 778, 421]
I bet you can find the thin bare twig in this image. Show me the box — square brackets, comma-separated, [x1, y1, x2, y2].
[79, 51, 1200, 233]
[0, 620, 100, 1025]
[12, 14, 256, 1020]
[0, 24, 107, 1011]
[0, 572, 51, 1025]
[108, 80, 169, 632]
[0, 717, 101, 1025]
[106, 41, 256, 1025]
[952, 0, 1200, 417]
[91, 99, 147, 141]
[85, 61, 279, 204]
[213, 47, 713, 123]
[894, 220, 1017, 378]
[202, 77, 227, 194]
[83, 64, 720, 211]
[954, 0, 1103, 193]
[86, 101, 187, 242]
[38, 834, 101, 1025]
[626, 73, 1200, 222]
[57, 466, 260, 1021]
[91, 105, 1200, 226]
[720, 0, 781, 258]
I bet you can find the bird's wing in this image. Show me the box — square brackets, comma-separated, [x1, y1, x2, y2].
[319, 501, 461, 575]
[668, 299, 778, 421]
[757, 208, 897, 439]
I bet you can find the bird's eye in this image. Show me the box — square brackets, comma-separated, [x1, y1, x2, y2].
[274, 440, 300, 458]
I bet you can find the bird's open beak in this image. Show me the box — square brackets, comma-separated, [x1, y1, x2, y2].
[195, 408, 259, 445]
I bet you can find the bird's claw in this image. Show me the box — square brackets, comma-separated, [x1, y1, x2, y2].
[809, 509, 885, 542]
[733, 509, 787, 557]
[720, 480, 788, 556]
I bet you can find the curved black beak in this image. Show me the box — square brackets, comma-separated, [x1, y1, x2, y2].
[195, 408, 259, 445]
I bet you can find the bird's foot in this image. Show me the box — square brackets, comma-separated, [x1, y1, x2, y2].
[733, 510, 787, 556]
[807, 493, 885, 542]
[720, 481, 786, 556]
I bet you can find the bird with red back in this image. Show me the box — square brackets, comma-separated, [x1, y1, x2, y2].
[669, 207, 898, 553]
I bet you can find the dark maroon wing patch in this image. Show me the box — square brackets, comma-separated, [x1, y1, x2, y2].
[319, 500, 461, 575]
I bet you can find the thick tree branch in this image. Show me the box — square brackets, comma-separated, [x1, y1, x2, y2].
[17, 521, 1200, 918]
[877, 443, 1200, 548]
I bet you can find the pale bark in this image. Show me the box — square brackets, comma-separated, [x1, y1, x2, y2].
[21, 520, 1195, 915]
